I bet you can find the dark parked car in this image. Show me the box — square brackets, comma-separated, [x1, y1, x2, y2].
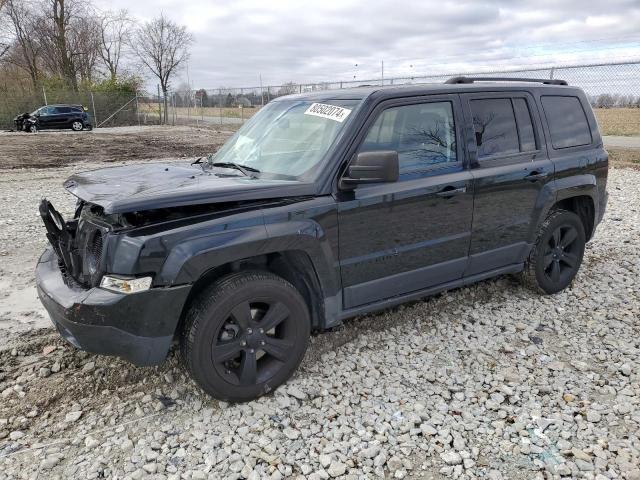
[36, 78, 608, 401]
[17, 104, 92, 132]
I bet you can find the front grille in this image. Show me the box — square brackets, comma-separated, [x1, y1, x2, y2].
[86, 230, 103, 277]
[65, 215, 109, 288]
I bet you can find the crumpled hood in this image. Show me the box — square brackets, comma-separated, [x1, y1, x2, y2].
[63, 162, 314, 214]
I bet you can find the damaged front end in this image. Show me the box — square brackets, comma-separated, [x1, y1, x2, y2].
[36, 198, 191, 366]
[38, 198, 107, 288]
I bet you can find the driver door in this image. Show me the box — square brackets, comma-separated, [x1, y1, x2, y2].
[337, 95, 474, 309]
[36, 106, 55, 129]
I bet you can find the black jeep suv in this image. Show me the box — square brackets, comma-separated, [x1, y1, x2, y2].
[20, 104, 92, 132]
[36, 78, 608, 401]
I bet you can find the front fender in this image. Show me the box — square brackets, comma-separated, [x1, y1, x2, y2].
[156, 198, 341, 314]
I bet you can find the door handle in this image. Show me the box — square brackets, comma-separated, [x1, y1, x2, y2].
[436, 186, 467, 197]
[525, 171, 549, 181]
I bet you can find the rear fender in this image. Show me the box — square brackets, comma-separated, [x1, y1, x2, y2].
[531, 174, 598, 241]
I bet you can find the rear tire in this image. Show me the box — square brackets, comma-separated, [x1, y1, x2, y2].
[523, 209, 586, 294]
[181, 271, 311, 402]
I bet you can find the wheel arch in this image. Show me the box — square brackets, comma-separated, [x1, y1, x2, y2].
[554, 195, 595, 240]
[173, 249, 330, 341]
[536, 175, 599, 241]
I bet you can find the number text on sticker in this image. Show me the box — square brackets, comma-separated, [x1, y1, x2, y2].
[304, 103, 352, 122]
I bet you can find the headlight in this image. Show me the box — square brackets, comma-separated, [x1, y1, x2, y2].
[100, 275, 153, 294]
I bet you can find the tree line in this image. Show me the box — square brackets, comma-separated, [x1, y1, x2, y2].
[0, 0, 193, 123]
[590, 93, 640, 109]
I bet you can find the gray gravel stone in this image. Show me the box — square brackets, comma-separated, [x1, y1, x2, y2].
[0, 165, 639, 480]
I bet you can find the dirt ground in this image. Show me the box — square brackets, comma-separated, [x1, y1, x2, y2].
[0, 125, 236, 169]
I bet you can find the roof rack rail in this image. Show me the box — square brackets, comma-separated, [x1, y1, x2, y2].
[444, 76, 568, 86]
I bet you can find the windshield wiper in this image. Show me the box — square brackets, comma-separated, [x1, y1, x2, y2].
[210, 162, 260, 177]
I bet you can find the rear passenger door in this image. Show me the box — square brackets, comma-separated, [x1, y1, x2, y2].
[461, 92, 553, 275]
[51, 106, 72, 128]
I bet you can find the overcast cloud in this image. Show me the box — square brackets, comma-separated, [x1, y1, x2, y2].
[94, 0, 640, 89]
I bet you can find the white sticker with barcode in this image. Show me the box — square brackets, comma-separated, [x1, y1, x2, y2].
[304, 103, 352, 122]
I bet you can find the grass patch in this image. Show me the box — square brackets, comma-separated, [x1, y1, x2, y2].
[594, 108, 640, 136]
[608, 148, 640, 169]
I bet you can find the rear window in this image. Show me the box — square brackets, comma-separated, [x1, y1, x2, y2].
[541, 96, 592, 149]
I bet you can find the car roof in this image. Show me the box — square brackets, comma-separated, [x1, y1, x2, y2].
[275, 81, 579, 103]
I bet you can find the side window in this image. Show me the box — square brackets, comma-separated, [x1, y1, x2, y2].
[360, 101, 457, 174]
[39, 106, 54, 115]
[56, 107, 72, 114]
[541, 96, 592, 149]
[470, 98, 519, 158]
[513, 98, 537, 152]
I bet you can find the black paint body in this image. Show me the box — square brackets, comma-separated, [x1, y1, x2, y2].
[36, 82, 608, 366]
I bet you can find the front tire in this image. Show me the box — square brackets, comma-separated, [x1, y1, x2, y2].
[523, 209, 586, 294]
[181, 271, 311, 402]
[71, 121, 84, 131]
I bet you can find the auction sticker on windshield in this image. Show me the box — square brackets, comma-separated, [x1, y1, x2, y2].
[304, 103, 352, 122]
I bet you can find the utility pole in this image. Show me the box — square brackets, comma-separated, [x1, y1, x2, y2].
[90, 92, 98, 128]
[42, 86, 48, 105]
[157, 84, 162, 124]
[259, 74, 264, 107]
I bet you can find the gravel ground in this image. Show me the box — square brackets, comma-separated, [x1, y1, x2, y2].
[0, 164, 639, 480]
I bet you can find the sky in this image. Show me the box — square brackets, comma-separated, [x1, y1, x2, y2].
[94, 0, 640, 90]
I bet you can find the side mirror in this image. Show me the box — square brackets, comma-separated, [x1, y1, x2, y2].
[340, 150, 399, 188]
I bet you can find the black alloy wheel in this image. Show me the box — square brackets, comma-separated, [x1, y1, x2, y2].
[542, 224, 580, 285]
[181, 271, 310, 402]
[524, 209, 586, 294]
[212, 299, 297, 387]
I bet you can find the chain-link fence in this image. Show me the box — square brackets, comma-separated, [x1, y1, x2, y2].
[0, 88, 163, 130]
[166, 60, 640, 129]
[3, 60, 639, 132]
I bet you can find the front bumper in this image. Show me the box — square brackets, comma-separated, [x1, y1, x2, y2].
[36, 247, 191, 366]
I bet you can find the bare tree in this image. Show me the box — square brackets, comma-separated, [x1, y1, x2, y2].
[48, 0, 78, 89]
[277, 82, 298, 96]
[73, 15, 101, 83]
[36, 0, 101, 90]
[0, 0, 12, 59]
[98, 9, 133, 81]
[132, 13, 193, 123]
[2, 0, 42, 89]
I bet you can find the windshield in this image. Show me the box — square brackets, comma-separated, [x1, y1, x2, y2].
[209, 99, 359, 179]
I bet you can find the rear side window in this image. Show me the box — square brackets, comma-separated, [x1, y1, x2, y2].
[470, 99, 520, 158]
[55, 107, 72, 114]
[541, 96, 592, 149]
